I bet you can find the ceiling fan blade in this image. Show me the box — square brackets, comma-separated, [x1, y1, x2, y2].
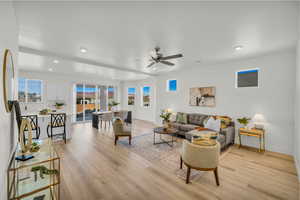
[160, 61, 175, 66]
[147, 62, 155, 68]
[160, 54, 183, 60]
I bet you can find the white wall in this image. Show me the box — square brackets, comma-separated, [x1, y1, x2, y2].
[294, 4, 300, 181]
[19, 71, 121, 118]
[0, 2, 18, 199]
[121, 77, 157, 122]
[122, 49, 296, 155]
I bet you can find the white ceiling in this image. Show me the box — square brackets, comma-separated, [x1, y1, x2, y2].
[14, 1, 299, 80]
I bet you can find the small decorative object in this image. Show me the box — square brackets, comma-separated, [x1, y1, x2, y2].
[189, 87, 216, 107]
[33, 195, 45, 200]
[253, 113, 265, 129]
[237, 117, 251, 129]
[54, 102, 65, 109]
[30, 142, 40, 153]
[160, 109, 172, 130]
[39, 108, 51, 115]
[31, 165, 59, 182]
[16, 119, 34, 161]
[108, 100, 120, 111]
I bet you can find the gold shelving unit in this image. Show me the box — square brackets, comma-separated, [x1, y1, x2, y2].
[7, 139, 60, 200]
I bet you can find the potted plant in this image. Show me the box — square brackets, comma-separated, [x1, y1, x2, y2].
[237, 117, 251, 129]
[54, 102, 65, 110]
[160, 109, 172, 130]
[108, 100, 120, 111]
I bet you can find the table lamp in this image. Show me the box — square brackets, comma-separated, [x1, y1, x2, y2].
[253, 114, 265, 130]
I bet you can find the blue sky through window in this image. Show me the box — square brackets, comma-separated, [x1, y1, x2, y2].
[143, 86, 150, 96]
[27, 80, 42, 94]
[237, 69, 258, 75]
[128, 88, 136, 94]
[18, 78, 25, 92]
[76, 86, 97, 93]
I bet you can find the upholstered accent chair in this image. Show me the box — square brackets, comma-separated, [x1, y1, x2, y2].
[112, 119, 132, 145]
[180, 140, 221, 185]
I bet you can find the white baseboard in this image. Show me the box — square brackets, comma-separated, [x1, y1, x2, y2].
[295, 157, 300, 182]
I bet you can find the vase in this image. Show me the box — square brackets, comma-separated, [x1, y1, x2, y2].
[244, 125, 251, 130]
[163, 121, 170, 130]
[55, 105, 62, 110]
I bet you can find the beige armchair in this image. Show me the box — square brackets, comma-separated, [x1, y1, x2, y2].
[112, 119, 132, 145]
[180, 140, 220, 185]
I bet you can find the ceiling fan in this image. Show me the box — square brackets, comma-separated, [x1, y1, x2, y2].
[147, 47, 183, 68]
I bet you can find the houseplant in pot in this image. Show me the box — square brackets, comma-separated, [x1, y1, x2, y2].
[108, 100, 120, 111]
[237, 117, 251, 129]
[160, 109, 172, 130]
[54, 102, 65, 110]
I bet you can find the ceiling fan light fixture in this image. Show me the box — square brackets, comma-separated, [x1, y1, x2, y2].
[80, 47, 88, 53]
[234, 45, 243, 51]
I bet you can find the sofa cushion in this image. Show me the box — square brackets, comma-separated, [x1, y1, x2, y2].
[170, 122, 182, 130]
[178, 124, 198, 132]
[188, 114, 209, 126]
[176, 112, 188, 124]
[218, 134, 226, 147]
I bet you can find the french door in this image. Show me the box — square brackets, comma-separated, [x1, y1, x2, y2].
[75, 84, 97, 122]
[75, 84, 113, 122]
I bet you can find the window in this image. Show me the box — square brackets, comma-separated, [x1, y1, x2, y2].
[236, 69, 259, 88]
[142, 86, 150, 107]
[167, 79, 177, 92]
[128, 88, 136, 105]
[107, 86, 116, 104]
[18, 78, 42, 103]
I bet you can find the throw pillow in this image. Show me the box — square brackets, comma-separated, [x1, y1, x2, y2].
[216, 116, 232, 129]
[204, 117, 221, 132]
[176, 112, 188, 124]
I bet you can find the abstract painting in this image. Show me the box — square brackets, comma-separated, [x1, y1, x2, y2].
[189, 87, 216, 107]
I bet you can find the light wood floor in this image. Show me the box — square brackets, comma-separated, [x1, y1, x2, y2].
[54, 120, 299, 200]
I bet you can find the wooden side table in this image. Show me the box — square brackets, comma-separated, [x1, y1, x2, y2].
[238, 128, 265, 152]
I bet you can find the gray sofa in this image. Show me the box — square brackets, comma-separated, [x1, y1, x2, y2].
[170, 113, 235, 150]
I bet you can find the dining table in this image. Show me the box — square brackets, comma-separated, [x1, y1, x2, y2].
[92, 110, 129, 129]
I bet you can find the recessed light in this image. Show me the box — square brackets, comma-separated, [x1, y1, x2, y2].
[48, 68, 53, 72]
[53, 59, 59, 64]
[80, 47, 87, 53]
[234, 45, 243, 51]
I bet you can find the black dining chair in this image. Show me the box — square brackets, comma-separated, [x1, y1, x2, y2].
[124, 111, 132, 125]
[47, 113, 66, 144]
[21, 115, 41, 139]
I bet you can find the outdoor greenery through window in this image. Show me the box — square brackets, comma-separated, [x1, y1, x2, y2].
[18, 78, 42, 103]
[142, 86, 150, 107]
[128, 88, 136, 105]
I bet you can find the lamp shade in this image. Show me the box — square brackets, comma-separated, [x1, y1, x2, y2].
[253, 114, 265, 123]
[253, 114, 265, 129]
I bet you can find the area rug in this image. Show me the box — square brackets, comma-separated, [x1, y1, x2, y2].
[118, 132, 205, 181]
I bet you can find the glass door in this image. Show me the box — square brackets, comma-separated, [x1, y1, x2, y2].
[76, 84, 84, 122]
[84, 85, 96, 120]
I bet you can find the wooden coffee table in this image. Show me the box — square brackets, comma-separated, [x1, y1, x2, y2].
[153, 127, 178, 147]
